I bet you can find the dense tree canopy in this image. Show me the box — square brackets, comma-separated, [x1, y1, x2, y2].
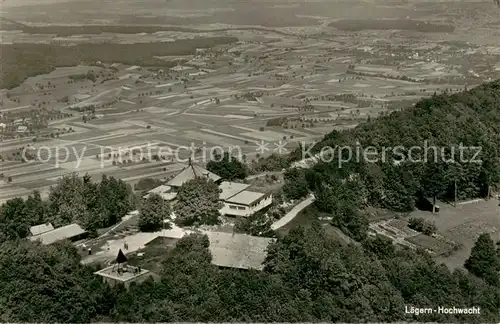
[0, 37, 237, 89]
[174, 177, 223, 226]
[1, 81, 500, 322]
[138, 193, 171, 232]
[1, 221, 499, 322]
[0, 240, 114, 322]
[206, 152, 248, 181]
[134, 177, 163, 192]
[283, 79, 500, 240]
[465, 234, 500, 286]
[0, 173, 136, 242]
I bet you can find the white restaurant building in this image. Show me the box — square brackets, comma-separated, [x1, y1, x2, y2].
[143, 161, 272, 217]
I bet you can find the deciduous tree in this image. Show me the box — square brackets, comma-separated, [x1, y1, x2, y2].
[139, 193, 171, 232]
[465, 233, 500, 285]
[174, 177, 222, 226]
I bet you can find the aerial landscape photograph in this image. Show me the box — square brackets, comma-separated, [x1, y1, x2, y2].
[0, 0, 499, 322]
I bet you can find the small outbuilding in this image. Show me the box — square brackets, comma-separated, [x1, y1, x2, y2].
[29, 223, 87, 245]
[29, 223, 55, 236]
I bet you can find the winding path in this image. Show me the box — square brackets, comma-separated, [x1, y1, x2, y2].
[271, 194, 315, 230]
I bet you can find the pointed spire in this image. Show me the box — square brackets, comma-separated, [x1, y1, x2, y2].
[188, 157, 198, 177]
[116, 249, 128, 264]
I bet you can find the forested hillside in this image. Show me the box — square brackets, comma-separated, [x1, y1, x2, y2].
[283, 80, 500, 239]
[0, 173, 136, 242]
[0, 37, 237, 89]
[0, 225, 499, 322]
[0, 81, 499, 322]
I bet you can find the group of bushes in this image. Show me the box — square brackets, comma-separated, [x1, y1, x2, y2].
[408, 217, 437, 235]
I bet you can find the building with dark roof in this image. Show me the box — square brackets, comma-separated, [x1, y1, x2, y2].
[167, 159, 221, 188]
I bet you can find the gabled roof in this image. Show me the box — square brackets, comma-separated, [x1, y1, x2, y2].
[167, 161, 220, 187]
[29, 223, 86, 245]
[205, 231, 275, 270]
[116, 249, 128, 264]
[29, 223, 54, 236]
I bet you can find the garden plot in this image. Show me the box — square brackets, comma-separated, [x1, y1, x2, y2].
[411, 199, 498, 232]
[387, 219, 420, 236]
[409, 199, 499, 269]
[443, 220, 498, 243]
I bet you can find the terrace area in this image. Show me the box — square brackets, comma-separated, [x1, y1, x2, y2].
[94, 263, 153, 288]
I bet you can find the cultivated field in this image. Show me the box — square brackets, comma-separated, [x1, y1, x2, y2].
[1, 0, 500, 207]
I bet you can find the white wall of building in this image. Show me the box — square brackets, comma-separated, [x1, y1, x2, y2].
[220, 194, 273, 217]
